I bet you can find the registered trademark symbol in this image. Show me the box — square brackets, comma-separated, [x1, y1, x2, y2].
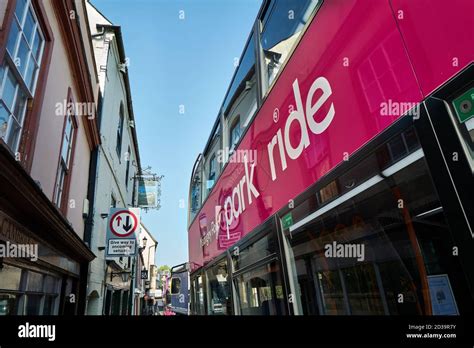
[273, 108, 279, 123]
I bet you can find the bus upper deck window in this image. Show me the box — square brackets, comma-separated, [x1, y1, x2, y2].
[222, 34, 258, 152]
[260, 0, 320, 88]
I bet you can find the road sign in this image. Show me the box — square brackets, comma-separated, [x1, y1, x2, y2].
[109, 209, 139, 237]
[106, 208, 140, 258]
[282, 213, 293, 230]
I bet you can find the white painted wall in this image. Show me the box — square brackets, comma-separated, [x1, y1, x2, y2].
[85, 3, 140, 315]
[30, 0, 99, 240]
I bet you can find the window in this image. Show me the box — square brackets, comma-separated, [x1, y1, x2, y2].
[230, 117, 241, 151]
[234, 261, 287, 315]
[54, 112, 77, 211]
[0, 263, 22, 291]
[25, 294, 41, 315]
[223, 33, 257, 150]
[0, 0, 44, 152]
[171, 278, 181, 295]
[24, 271, 41, 315]
[190, 160, 202, 221]
[125, 146, 131, 189]
[207, 154, 217, 192]
[104, 289, 112, 315]
[42, 275, 60, 315]
[0, 267, 60, 315]
[232, 232, 278, 272]
[121, 291, 129, 315]
[116, 103, 124, 158]
[206, 259, 230, 315]
[190, 179, 201, 217]
[260, 0, 319, 89]
[193, 275, 206, 315]
[0, 293, 19, 315]
[284, 129, 471, 315]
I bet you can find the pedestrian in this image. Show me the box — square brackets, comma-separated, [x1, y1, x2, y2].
[163, 305, 175, 316]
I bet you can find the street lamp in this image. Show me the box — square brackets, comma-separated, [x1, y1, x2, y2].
[142, 236, 148, 248]
[111, 270, 131, 282]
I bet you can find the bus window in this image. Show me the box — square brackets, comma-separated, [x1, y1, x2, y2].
[260, 0, 320, 89]
[283, 129, 471, 315]
[189, 157, 202, 222]
[233, 261, 287, 315]
[171, 278, 181, 295]
[223, 33, 258, 155]
[193, 275, 206, 315]
[206, 259, 231, 315]
[232, 232, 277, 272]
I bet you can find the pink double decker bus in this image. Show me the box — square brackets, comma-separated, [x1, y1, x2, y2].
[187, 0, 474, 315]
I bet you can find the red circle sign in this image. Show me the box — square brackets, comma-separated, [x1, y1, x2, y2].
[109, 210, 138, 237]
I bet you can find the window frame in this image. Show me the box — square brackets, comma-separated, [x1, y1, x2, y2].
[208, 153, 217, 191]
[258, 0, 322, 100]
[190, 272, 207, 315]
[116, 102, 124, 159]
[125, 145, 131, 189]
[188, 155, 203, 222]
[204, 255, 231, 315]
[0, 0, 46, 155]
[229, 116, 241, 152]
[170, 277, 181, 295]
[52, 88, 78, 215]
[0, 0, 54, 172]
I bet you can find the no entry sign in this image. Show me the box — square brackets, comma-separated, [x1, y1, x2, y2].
[106, 208, 140, 258]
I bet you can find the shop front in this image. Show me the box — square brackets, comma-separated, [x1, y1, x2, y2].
[102, 260, 131, 315]
[0, 142, 95, 315]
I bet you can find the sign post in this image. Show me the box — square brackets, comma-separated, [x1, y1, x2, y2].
[106, 208, 140, 258]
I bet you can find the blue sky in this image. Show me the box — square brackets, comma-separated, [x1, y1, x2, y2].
[92, 0, 262, 267]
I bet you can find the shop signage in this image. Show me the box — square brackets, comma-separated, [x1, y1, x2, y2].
[137, 177, 160, 208]
[0, 210, 38, 245]
[141, 269, 148, 279]
[106, 208, 140, 258]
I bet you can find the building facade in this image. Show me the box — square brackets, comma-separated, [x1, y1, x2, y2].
[134, 223, 157, 315]
[0, 0, 100, 315]
[84, 2, 142, 316]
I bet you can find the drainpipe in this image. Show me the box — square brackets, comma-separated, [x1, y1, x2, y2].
[128, 173, 138, 315]
[79, 92, 103, 315]
[78, 146, 99, 315]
